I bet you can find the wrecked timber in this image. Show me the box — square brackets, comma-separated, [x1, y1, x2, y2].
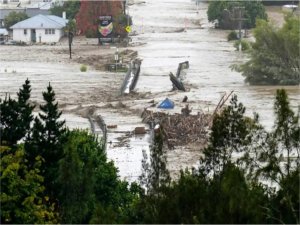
[141, 108, 211, 149]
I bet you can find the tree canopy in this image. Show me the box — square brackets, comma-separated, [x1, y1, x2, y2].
[131, 90, 299, 224]
[234, 15, 300, 85]
[4, 11, 28, 30]
[1, 80, 299, 224]
[207, 0, 267, 29]
[0, 146, 58, 224]
[50, 1, 80, 20]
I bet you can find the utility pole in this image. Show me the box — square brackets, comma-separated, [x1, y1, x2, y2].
[232, 7, 246, 51]
[68, 30, 74, 59]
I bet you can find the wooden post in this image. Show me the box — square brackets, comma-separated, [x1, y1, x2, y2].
[68, 31, 74, 59]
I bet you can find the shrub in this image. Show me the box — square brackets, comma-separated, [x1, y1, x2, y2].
[207, 1, 267, 29]
[80, 64, 87, 72]
[234, 40, 250, 51]
[85, 29, 97, 38]
[227, 30, 238, 41]
[233, 16, 300, 85]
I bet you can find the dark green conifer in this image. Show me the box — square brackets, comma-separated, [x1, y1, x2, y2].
[0, 79, 34, 146]
[25, 83, 66, 199]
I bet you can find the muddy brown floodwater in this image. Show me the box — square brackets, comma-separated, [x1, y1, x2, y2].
[0, 0, 299, 181]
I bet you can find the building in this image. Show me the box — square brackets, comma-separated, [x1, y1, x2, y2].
[0, 28, 9, 43]
[10, 14, 67, 43]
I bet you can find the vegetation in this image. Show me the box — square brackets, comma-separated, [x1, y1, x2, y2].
[85, 29, 97, 38]
[131, 90, 299, 224]
[227, 30, 238, 41]
[0, 79, 34, 146]
[262, 0, 300, 6]
[4, 11, 28, 30]
[0, 80, 139, 224]
[80, 64, 87, 72]
[1, 80, 299, 223]
[50, 1, 80, 20]
[65, 19, 77, 34]
[207, 0, 267, 29]
[234, 39, 250, 51]
[0, 146, 58, 224]
[234, 15, 300, 85]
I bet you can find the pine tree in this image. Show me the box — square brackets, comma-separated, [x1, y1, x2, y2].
[25, 83, 66, 199]
[0, 96, 19, 145]
[38, 83, 66, 163]
[273, 89, 299, 175]
[0, 79, 34, 146]
[200, 95, 249, 175]
[16, 79, 35, 141]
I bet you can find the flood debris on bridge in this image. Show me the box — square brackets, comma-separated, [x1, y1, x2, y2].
[120, 59, 142, 95]
[141, 107, 211, 149]
[170, 61, 189, 92]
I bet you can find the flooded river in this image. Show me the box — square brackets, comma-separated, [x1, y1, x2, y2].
[0, 0, 299, 181]
[129, 0, 299, 130]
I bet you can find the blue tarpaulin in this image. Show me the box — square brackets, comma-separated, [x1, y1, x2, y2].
[158, 98, 174, 109]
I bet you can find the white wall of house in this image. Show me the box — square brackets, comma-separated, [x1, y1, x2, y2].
[35, 28, 64, 43]
[12, 29, 32, 42]
[12, 28, 64, 43]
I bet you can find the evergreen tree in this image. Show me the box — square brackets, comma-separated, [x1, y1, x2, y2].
[273, 89, 299, 175]
[0, 79, 34, 146]
[58, 129, 140, 223]
[0, 96, 19, 145]
[57, 130, 99, 223]
[200, 94, 250, 175]
[38, 83, 66, 163]
[16, 79, 35, 141]
[136, 129, 171, 223]
[25, 83, 66, 199]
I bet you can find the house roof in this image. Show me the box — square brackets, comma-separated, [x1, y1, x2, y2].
[10, 14, 68, 29]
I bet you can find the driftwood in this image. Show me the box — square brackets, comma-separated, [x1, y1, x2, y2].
[142, 108, 211, 149]
[212, 91, 234, 116]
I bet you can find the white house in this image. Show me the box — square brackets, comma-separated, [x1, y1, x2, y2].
[10, 14, 67, 43]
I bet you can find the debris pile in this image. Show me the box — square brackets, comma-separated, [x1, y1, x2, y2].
[141, 107, 211, 149]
